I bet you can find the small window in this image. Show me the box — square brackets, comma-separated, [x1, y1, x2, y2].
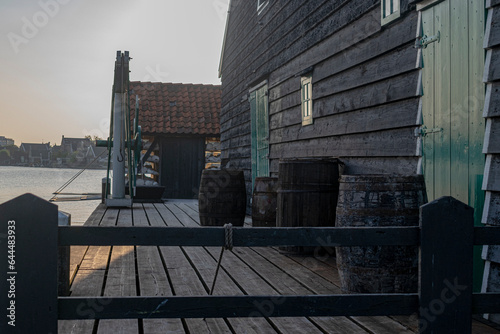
[258, 0, 269, 15]
[301, 75, 313, 126]
[381, 0, 400, 25]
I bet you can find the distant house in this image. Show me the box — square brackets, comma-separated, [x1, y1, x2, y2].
[60, 136, 92, 165]
[219, 0, 499, 306]
[0, 136, 14, 148]
[85, 145, 108, 167]
[129, 81, 221, 199]
[19, 143, 51, 166]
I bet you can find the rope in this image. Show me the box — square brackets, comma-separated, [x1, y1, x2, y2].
[209, 224, 233, 296]
[224, 223, 233, 251]
[50, 149, 107, 201]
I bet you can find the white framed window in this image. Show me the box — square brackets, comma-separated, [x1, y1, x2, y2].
[258, 0, 269, 15]
[381, 0, 400, 25]
[301, 75, 313, 126]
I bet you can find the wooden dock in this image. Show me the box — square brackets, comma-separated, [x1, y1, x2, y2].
[58, 200, 500, 334]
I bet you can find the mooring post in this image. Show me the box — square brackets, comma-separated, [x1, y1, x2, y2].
[419, 196, 474, 333]
[0, 194, 59, 333]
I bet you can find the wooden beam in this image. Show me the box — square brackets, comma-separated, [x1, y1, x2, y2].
[58, 294, 419, 320]
[58, 226, 420, 247]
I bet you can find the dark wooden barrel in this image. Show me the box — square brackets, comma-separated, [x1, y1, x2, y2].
[198, 169, 246, 226]
[335, 174, 427, 293]
[252, 177, 278, 227]
[277, 159, 341, 254]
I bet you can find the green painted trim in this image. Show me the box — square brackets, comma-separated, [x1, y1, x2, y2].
[381, 0, 401, 26]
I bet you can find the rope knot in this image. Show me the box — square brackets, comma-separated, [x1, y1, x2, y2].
[223, 223, 233, 251]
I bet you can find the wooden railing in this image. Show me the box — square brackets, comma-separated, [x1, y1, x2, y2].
[1, 194, 500, 333]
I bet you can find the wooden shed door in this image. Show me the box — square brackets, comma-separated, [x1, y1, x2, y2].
[250, 82, 270, 188]
[420, 0, 485, 290]
[160, 137, 205, 199]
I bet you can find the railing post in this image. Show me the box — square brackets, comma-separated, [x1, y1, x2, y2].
[0, 194, 59, 333]
[419, 196, 474, 333]
[58, 211, 71, 296]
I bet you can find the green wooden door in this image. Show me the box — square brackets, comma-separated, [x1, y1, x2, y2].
[421, 0, 485, 291]
[250, 83, 270, 188]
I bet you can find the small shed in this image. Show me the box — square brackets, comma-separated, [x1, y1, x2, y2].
[130, 81, 221, 199]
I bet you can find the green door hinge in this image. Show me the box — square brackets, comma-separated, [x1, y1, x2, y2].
[416, 126, 443, 137]
[415, 31, 440, 49]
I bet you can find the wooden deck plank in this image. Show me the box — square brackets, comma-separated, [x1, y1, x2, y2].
[137, 245, 185, 333]
[97, 207, 138, 333]
[117, 207, 133, 226]
[235, 247, 366, 333]
[246, 247, 341, 294]
[159, 246, 232, 333]
[133, 203, 185, 333]
[183, 246, 277, 333]
[164, 202, 198, 227]
[157, 203, 232, 333]
[97, 245, 138, 334]
[159, 203, 277, 331]
[99, 207, 119, 226]
[59, 206, 109, 333]
[69, 246, 88, 285]
[154, 203, 184, 227]
[175, 201, 201, 224]
[85, 203, 107, 226]
[58, 269, 106, 333]
[79, 246, 111, 270]
[350, 316, 416, 334]
[143, 203, 168, 227]
[268, 248, 417, 333]
[132, 203, 149, 226]
[205, 247, 324, 334]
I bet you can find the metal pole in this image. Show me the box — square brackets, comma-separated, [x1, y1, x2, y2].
[112, 93, 125, 199]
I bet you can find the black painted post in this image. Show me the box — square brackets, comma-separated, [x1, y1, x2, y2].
[58, 211, 70, 296]
[419, 196, 474, 333]
[0, 194, 59, 333]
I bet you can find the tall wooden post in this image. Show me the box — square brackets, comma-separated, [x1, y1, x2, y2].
[106, 50, 132, 208]
[0, 194, 58, 333]
[419, 196, 474, 333]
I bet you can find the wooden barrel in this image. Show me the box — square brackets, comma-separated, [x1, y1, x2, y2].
[335, 174, 427, 293]
[277, 159, 341, 254]
[252, 177, 278, 227]
[198, 169, 246, 226]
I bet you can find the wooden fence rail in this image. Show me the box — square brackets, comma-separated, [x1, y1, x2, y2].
[1, 194, 500, 333]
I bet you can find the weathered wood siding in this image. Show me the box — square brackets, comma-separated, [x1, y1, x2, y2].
[160, 136, 206, 199]
[482, 0, 500, 323]
[220, 0, 421, 202]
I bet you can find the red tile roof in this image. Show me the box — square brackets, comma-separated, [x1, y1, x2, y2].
[129, 81, 221, 136]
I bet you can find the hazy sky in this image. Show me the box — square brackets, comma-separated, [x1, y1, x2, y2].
[0, 0, 228, 146]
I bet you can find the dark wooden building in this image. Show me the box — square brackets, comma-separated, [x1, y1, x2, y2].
[130, 81, 221, 199]
[219, 0, 500, 314]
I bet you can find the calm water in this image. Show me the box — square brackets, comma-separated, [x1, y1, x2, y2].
[0, 166, 106, 225]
